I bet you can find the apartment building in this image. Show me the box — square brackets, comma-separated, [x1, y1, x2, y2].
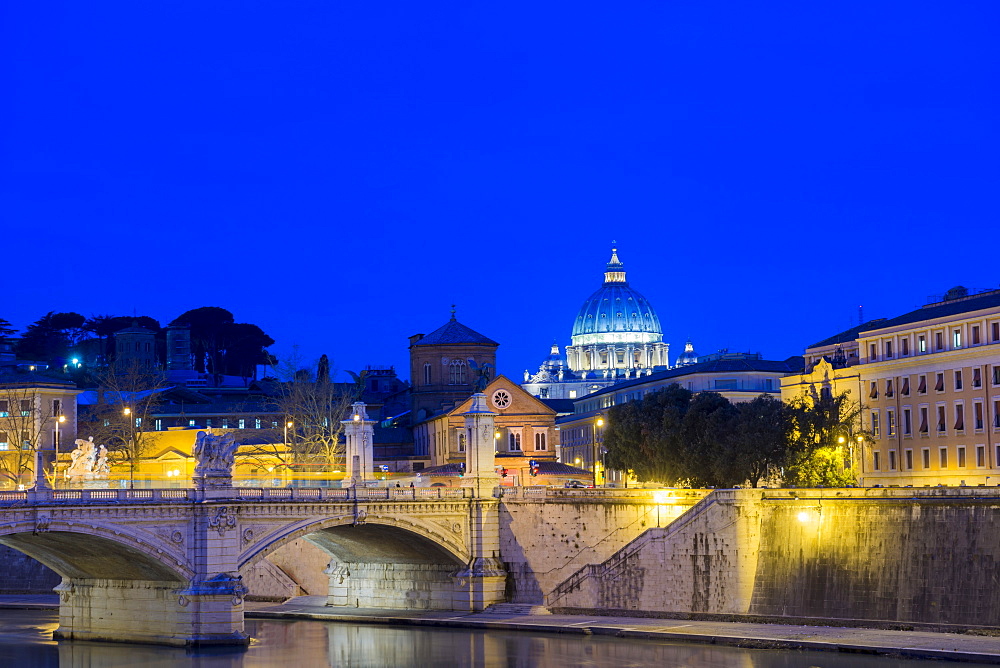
[859, 289, 1000, 486]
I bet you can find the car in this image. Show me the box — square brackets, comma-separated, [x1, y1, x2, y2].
[564, 480, 588, 488]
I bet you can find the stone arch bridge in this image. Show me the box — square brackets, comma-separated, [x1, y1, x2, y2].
[0, 486, 507, 647]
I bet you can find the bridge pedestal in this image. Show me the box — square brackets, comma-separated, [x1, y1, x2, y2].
[53, 577, 247, 647]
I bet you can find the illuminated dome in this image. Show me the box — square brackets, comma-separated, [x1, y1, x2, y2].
[570, 247, 663, 346]
[564, 246, 669, 374]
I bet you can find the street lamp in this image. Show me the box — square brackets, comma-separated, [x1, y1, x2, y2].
[284, 420, 293, 450]
[54, 415, 66, 486]
[593, 417, 604, 488]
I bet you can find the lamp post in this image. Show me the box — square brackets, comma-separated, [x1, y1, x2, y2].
[54, 415, 66, 487]
[592, 417, 604, 488]
[123, 407, 133, 489]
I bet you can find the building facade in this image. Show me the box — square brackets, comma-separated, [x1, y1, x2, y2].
[856, 289, 1000, 487]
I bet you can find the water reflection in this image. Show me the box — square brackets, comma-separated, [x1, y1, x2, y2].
[0, 610, 993, 668]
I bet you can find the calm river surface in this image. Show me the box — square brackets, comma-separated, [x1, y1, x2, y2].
[0, 609, 992, 668]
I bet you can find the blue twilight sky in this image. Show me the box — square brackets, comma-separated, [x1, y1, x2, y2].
[3, 2, 999, 382]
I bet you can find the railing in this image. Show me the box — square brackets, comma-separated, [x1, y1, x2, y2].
[0, 485, 474, 506]
[498, 486, 712, 502]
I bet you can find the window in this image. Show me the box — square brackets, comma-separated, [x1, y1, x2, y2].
[457, 431, 466, 452]
[508, 431, 522, 451]
[0, 400, 7, 417]
[154, 419, 162, 431]
[919, 335, 927, 353]
[715, 379, 737, 390]
[977, 445, 986, 468]
[0, 431, 6, 451]
[994, 322, 1000, 342]
[885, 380, 894, 398]
[901, 377, 910, 396]
[958, 446, 967, 468]
[52, 399, 61, 416]
[568, 390, 577, 399]
[935, 373, 945, 392]
[871, 411, 880, 438]
[423, 363, 432, 386]
[887, 409, 896, 436]
[973, 368, 982, 388]
[448, 360, 467, 385]
[189, 419, 196, 427]
[973, 325, 981, 345]
[918, 375, 927, 394]
[955, 370, 963, 391]
[995, 400, 1000, 429]
[936, 332, 944, 350]
[955, 404, 965, 431]
[889, 450, 897, 470]
[937, 405, 946, 433]
[919, 406, 929, 434]
[922, 448, 930, 469]
[885, 341, 893, 359]
[869, 381, 879, 400]
[534, 432, 547, 451]
[954, 329, 963, 349]
[238, 419, 245, 429]
[940, 447, 949, 468]
[20, 400, 31, 416]
[763, 378, 773, 391]
[905, 449, 913, 470]
[974, 402, 984, 431]
[903, 408, 912, 436]
[255, 418, 261, 429]
[873, 451, 881, 471]
[901, 338, 909, 356]
[993, 367, 1000, 386]
[222, 418, 228, 428]
[869, 343, 878, 361]
[539, 388, 549, 398]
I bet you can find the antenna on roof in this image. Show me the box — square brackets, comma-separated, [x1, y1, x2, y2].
[450, 304, 456, 321]
[858, 305, 864, 326]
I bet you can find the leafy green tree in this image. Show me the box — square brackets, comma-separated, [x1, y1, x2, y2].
[0, 319, 16, 340]
[729, 394, 790, 488]
[604, 383, 693, 484]
[679, 391, 739, 487]
[784, 390, 864, 487]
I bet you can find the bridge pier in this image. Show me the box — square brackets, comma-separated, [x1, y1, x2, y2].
[53, 576, 246, 647]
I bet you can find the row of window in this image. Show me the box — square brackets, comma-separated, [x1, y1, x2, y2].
[872, 444, 997, 472]
[870, 399, 1000, 438]
[455, 429, 548, 452]
[867, 321, 1000, 363]
[869, 367, 1000, 401]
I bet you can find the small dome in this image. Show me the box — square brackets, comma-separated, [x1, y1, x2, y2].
[570, 247, 662, 341]
[675, 340, 698, 367]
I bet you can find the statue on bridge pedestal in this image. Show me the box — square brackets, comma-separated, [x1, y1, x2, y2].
[193, 431, 238, 490]
[66, 438, 111, 488]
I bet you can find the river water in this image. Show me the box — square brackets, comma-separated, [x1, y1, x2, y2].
[0, 609, 992, 668]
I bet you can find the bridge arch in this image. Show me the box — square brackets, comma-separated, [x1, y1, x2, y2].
[239, 514, 470, 571]
[0, 519, 191, 582]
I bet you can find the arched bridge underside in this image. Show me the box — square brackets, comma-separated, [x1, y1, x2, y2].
[0, 497, 504, 647]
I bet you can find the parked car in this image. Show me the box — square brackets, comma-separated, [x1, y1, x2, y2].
[564, 480, 589, 488]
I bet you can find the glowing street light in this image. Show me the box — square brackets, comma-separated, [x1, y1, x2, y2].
[54, 415, 66, 485]
[592, 416, 605, 488]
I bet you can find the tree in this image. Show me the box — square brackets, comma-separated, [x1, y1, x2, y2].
[679, 391, 739, 487]
[77, 359, 167, 487]
[16, 312, 87, 362]
[169, 307, 274, 382]
[260, 354, 366, 472]
[0, 319, 16, 340]
[0, 374, 65, 489]
[784, 390, 865, 487]
[729, 395, 790, 488]
[604, 383, 693, 484]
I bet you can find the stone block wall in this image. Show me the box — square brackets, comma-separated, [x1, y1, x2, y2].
[329, 563, 457, 610]
[0, 545, 60, 594]
[539, 488, 1000, 627]
[499, 491, 707, 604]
